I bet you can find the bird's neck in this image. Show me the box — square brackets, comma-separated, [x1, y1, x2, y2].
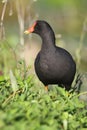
[40, 30, 56, 49]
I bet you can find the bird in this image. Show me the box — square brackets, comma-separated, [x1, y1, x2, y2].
[24, 20, 76, 91]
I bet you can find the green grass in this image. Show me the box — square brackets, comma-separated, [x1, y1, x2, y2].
[0, 64, 87, 130]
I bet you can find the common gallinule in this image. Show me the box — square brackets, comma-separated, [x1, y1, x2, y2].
[24, 20, 76, 91]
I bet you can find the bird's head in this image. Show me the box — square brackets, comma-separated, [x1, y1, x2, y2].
[24, 20, 52, 35]
[24, 20, 55, 44]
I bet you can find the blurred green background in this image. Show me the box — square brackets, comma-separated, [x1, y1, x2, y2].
[0, 0, 87, 75]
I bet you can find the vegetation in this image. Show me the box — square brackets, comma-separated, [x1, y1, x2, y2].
[0, 63, 87, 130]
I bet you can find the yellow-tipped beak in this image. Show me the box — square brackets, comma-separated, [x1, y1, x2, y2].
[24, 22, 37, 34]
[24, 30, 30, 34]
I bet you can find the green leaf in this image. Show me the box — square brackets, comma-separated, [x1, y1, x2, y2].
[9, 70, 18, 92]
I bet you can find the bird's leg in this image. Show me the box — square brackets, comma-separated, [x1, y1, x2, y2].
[45, 86, 48, 91]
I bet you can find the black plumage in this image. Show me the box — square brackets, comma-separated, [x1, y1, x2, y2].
[25, 20, 76, 91]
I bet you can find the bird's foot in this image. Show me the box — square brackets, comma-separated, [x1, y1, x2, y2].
[45, 86, 48, 91]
